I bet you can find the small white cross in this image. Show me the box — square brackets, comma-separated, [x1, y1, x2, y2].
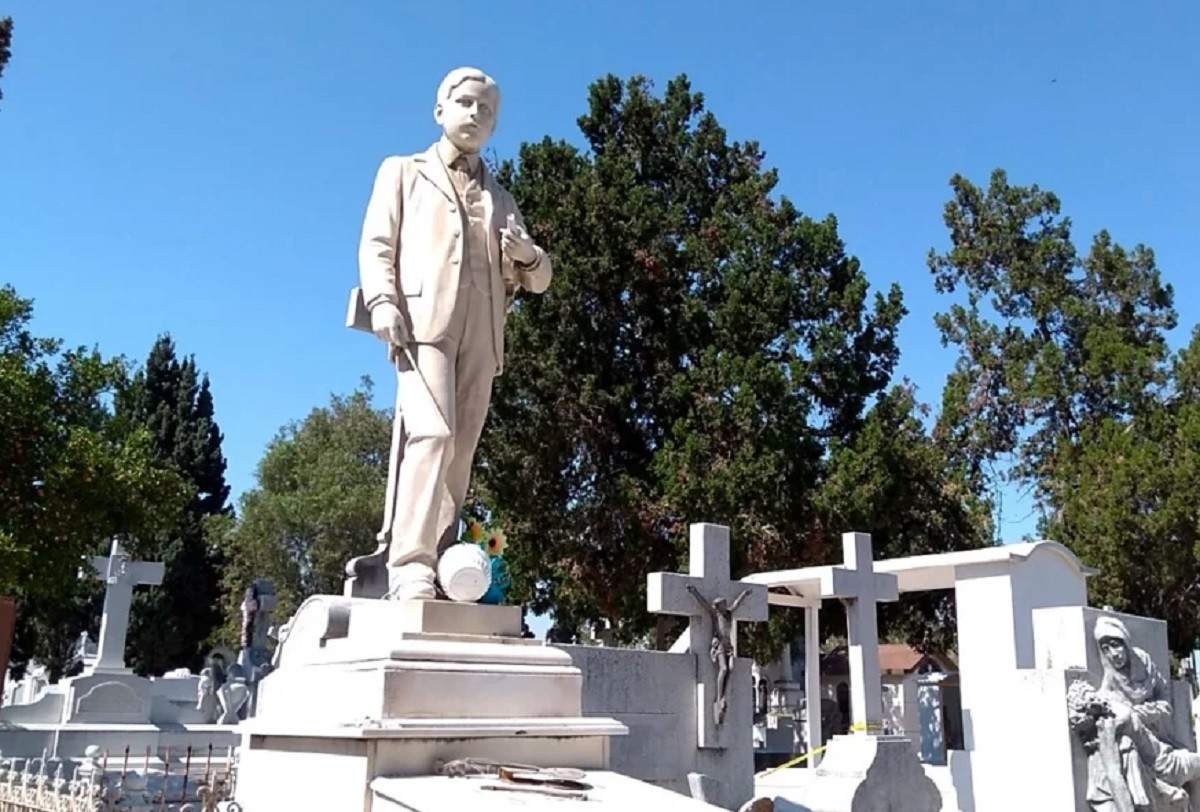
[648, 523, 768, 749]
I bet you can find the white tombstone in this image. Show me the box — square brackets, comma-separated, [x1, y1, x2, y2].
[648, 523, 769, 749]
[752, 533, 940, 812]
[821, 532, 899, 735]
[88, 538, 165, 675]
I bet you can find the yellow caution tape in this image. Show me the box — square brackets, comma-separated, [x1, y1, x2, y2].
[754, 745, 828, 778]
[755, 721, 886, 778]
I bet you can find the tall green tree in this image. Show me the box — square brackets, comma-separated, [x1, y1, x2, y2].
[0, 16, 12, 111]
[1, 286, 189, 678]
[473, 74, 910, 653]
[816, 383, 993, 651]
[929, 169, 1200, 653]
[115, 336, 231, 674]
[213, 383, 390, 644]
[1048, 331, 1200, 654]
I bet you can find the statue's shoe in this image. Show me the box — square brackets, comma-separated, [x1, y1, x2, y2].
[387, 563, 438, 601]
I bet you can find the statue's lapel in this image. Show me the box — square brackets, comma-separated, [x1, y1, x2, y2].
[481, 164, 499, 268]
[414, 146, 457, 205]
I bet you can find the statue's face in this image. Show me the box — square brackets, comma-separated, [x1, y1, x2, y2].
[435, 78, 497, 153]
[1100, 636, 1129, 670]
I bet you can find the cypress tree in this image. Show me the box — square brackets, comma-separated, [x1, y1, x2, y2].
[118, 335, 230, 674]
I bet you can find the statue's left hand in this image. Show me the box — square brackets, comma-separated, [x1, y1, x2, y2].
[501, 213, 537, 265]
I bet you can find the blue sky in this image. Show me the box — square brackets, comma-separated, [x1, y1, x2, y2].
[2, 1, 1197, 549]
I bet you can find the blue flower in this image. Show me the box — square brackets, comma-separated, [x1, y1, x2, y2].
[479, 556, 511, 605]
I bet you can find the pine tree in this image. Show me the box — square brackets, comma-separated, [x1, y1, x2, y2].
[929, 169, 1200, 654]
[117, 335, 230, 674]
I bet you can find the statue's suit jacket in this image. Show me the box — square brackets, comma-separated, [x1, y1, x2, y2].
[358, 144, 552, 375]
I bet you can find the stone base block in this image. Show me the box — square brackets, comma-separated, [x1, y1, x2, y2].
[234, 718, 625, 812]
[756, 734, 942, 812]
[274, 595, 529, 670]
[259, 596, 585, 726]
[258, 640, 585, 725]
[236, 594, 630, 811]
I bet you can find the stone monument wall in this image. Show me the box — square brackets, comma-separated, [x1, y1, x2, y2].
[561, 644, 753, 808]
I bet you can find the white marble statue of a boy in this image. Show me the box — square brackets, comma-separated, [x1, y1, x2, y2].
[357, 67, 553, 601]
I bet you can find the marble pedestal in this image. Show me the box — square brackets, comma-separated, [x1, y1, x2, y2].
[756, 734, 942, 812]
[234, 597, 635, 812]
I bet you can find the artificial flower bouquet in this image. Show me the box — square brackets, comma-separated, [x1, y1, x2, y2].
[462, 518, 511, 604]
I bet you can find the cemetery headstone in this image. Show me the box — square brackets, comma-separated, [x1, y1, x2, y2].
[753, 532, 941, 811]
[88, 538, 165, 675]
[1063, 611, 1200, 810]
[648, 523, 769, 749]
[821, 532, 898, 736]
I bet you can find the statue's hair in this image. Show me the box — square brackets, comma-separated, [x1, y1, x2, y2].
[436, 67, 500, 111]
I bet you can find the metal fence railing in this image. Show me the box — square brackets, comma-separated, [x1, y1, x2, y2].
[0, 745, 239, 812]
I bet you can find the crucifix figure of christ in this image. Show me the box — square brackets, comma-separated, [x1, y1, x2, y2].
[687, 583, 753, 725]
[647, 522, 768, 749]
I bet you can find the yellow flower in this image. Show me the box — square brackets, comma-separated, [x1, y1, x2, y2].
[465, 519, 485, 543]
[485, 530, 508, 557]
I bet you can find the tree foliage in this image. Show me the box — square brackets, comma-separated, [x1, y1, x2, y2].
[816, 384, 992, 651]
[115, 336, 231, 675]
[0, 16, 12, 112]
[473, 74, 985, 655]
[930, 169, 1200, 653]
[213, 382, 390, 643]
[0, 287, 189, 679]
[1047, 332, 1200, 654]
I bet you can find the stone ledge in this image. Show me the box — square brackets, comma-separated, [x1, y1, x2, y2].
[239, 715, 628, 740]
[371, 771, 724, 810]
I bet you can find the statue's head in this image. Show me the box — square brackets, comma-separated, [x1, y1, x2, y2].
[1094, 616, 1131, 671]
[434, 67, 500, 154]
[713, 596, 728, 612]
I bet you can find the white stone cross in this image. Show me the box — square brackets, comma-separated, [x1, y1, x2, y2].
[820, 532, 898, 735]
[89, 538, 165, 674]
[647, 523, 768, 749]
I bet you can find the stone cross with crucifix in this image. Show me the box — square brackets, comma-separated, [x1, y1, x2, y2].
[819, 531, 899, 736]
[648, 523, 768, 749]
[88, 538, 165, 674]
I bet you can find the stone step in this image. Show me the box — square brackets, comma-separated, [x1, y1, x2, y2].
[256, 653, 585, 723]
[276, 596, 529, 668]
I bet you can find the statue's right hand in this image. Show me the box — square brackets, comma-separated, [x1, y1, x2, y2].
[1111, 701, 1134, 731]
[370, 302, 410, 346]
